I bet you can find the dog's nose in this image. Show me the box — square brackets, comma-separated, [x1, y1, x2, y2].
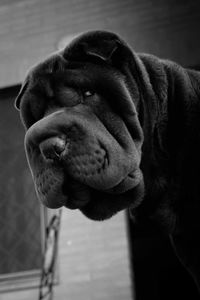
[39, 136, 68, 160]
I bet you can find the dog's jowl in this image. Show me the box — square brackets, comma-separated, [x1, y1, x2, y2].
[15, 30, 200, 291]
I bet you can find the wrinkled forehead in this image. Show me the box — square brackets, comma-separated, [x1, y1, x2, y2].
[15, 53, 65, 109]
[15, 51, 126, 110]
[25, 51, 124, 91]
[27, 53, 68, 79]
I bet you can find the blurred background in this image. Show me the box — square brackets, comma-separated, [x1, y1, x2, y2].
[0, 0, 200, 299]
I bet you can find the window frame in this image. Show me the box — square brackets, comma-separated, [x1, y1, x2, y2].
[0, 85, 49, 293]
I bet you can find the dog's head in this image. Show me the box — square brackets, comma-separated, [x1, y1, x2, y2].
[15, 30, 146, 221]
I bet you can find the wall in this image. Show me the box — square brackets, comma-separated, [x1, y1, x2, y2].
[0, 210, 132, 300]
[54, 210, 132, 300]
[0, 0, 200, 88]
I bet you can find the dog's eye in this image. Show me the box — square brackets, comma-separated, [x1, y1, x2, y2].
[83, 90, 94, 97]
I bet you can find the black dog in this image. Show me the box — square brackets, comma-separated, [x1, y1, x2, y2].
[15, 30, 200, 291]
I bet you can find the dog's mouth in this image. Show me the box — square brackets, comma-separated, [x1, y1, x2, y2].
[62, 177, 91, 209]
[63, 170, 144, 221]
[34, 159, 143, 214]
[63, 168, 143, 209]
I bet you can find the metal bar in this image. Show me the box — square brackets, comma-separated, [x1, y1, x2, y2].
[38, 209, 62, 300]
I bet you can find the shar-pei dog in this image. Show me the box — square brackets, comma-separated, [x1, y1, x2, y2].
[15, 30, 200, 291]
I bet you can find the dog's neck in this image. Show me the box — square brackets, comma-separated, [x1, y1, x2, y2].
[131, 56, 200, 234]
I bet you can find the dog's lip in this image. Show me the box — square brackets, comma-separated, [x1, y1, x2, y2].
[63, 180, 91, 209]
[105, 168, 142, 194]
[38, 191, 66, 209]
[64, 197, 88, 209]
[63, 169, 142, 210]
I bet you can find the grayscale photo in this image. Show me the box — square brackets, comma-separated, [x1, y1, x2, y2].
[0, 1, 200, 299]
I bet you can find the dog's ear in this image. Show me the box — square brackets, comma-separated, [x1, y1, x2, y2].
[14, 79, 29, 110]
[82, 39, 119, 63]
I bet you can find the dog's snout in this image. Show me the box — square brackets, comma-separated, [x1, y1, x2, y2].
[39, 136, 68, 160]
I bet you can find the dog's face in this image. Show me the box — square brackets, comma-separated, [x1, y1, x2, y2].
[15, 31, 145, 220]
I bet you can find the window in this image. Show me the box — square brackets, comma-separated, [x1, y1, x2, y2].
[0, 86, 45, 292]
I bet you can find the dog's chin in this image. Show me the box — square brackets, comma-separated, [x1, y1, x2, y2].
[77, 180, 145, 221]
[36, 165, 144, 219]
